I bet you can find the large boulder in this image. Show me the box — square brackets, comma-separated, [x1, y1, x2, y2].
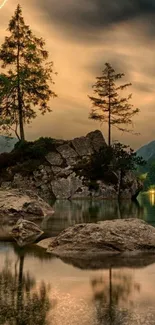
[0, 189, 54, 224]
[51, 173, 83, 199]
[71, 136, 93, 156]
[47, 219, 155, 258]
[120, 171, 143, 199]
[45, 151, 63, 166]
[86, 130, 106, 152]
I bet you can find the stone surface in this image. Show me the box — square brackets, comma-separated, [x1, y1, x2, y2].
[71, 136, 93, 156]
[57, 144, 78, 159]
[45, 151, 63, 166]
[51, 173, 83, 199]
[86, 130, 106, 152]
[120, 171, 143, 199]
[11, 218, 43, 246]
[47, 219, 155, 258]
[0, 189, 54, 222]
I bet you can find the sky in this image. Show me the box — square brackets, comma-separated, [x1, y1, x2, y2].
[0, 0, 155, 149]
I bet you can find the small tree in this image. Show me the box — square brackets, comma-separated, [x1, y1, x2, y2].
[88, 63, 139, 146]
[0, 4, 57, 140]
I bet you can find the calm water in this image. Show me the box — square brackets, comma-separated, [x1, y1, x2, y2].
[1, 192, 155, 325]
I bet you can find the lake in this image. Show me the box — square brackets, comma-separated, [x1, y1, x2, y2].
[0, 192, 155, 325]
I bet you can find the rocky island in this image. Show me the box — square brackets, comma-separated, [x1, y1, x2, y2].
[0, 130, 143, 201]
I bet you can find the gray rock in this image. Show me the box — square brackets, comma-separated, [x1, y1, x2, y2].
[66, 157, 78, 166]
[45, 152, 63, 166]
[57, 144, 78, 159]
[120, 171, 143, 199]
[52, 166, 72, 177]
[86, 130, 106, 152]
[11, 219, 43, 246]
[91, 181, 118, 199]
[71, 136, 93, 156]
[51, 178, 70, 199]
[47, 219, 155, 258]
[51, 173, 83, 199]
[51, 166, 63, 175]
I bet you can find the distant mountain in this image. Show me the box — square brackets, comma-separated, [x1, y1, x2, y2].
[137, 141, 155, 162]
[0, 136, 18, 154]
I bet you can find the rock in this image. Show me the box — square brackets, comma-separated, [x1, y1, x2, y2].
[0, 130, 142, 200]
[120, 171, 143, 199]
[52, 166, 72, 177]
[91, 181, 118, 199]
[51, 166, 63, 175]
[11, 219, 43, 246]
[86, 130, 106, 152]
[0, 189, 54, 222]
[71, 136, 93, 156]
[47, 219, 155, 258]
[51, 173, 83, 199]
[57, 144, 78, 159]
[45, 152, 63, 166]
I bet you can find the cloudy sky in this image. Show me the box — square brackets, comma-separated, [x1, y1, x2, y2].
[0, 0, 155, 149]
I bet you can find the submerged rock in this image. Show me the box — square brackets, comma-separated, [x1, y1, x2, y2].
[47, 219, 155, 258]
[11, 218, 43, 246]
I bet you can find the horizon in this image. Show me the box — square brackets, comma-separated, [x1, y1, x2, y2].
[0, 0, 155, 150]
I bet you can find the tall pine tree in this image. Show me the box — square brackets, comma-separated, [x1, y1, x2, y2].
[0, 4, 57, 140]
[88, 63, 139, 146]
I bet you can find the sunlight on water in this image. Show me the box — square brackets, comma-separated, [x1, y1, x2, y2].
[149, 192, 155, 205]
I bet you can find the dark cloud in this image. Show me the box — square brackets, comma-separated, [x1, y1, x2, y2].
[85, 52, 132, 76]
[41, 0, 155, 41]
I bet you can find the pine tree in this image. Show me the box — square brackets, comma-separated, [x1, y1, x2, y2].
[88, 63, 139, 146]
[0, 4, 57, 140]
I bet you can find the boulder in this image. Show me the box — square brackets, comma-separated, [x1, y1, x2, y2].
[120, 171, 143, 199]
[57, 143, 78, 160]
[71, 136, 93, 156]
[45, 151, 63, 166]
[11, 219, 43, 246]
[86, 130, 106, 152]
[47, 219, 155, 258]
[51, 173, 83, 199]
[0, 189, 54, 223]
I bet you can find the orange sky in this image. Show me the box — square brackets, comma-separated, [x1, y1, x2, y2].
[0, 0, 155, 149]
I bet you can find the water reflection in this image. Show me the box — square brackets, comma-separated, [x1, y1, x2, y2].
[91, 270, 140, 325]
[0, 195, 154, 240]
[42, 199, 145, 236]
[0, 243, 155, 324]
[0, 246, 53, 325]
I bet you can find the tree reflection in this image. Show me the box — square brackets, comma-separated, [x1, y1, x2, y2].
[0, 251, 52, 325]
[91, 269, 140, 325]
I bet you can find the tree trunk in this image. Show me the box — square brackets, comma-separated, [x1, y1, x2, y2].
[17, 10, 25, 141]
[108, 72, 111, 146]
[108, 109, 111, 146]
[118, 169, 123, 199]
[18, 96, 25, 141]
